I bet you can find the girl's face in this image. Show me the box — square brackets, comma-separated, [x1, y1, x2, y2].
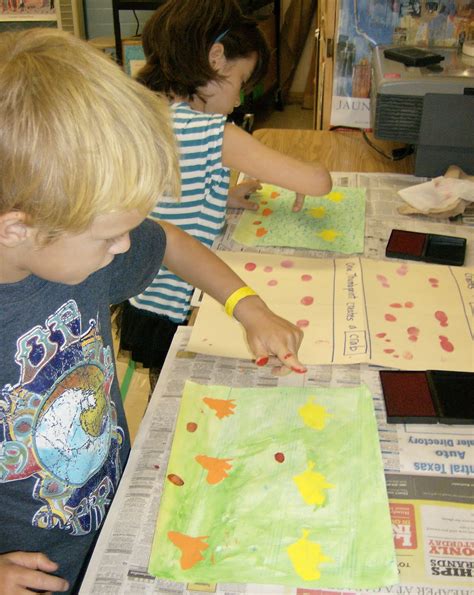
[198, 51, 257, 115]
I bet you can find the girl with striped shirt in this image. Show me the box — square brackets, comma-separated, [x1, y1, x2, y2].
[119, 0, 332, 388]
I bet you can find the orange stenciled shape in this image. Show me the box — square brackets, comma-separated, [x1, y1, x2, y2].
[256, 227, 268, 237]
[262, 208, 273, 216]
[270, 191, 280, 198]
[195, 454, 233, 484]
[202, 396, 236, 419]
[168, 531, 209, 570]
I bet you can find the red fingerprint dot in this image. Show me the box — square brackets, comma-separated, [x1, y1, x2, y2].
[263, 266, 273, 273]
[429, 278, 438, 283]
[274, 452, 285, 463]
[390, 303, 402, 308]
[267, 279, 278, 287]
[407, 326, 419, 336]
[296, 319, 310, 328]
[403, 352, 414, 360]
[245, 262, 257, 271]
[376, 332, 386, 338]
[376, 274, 387, 283]
[301, 296, 314, 306]
[281, 259, 294, 268]
[252, 220, 262, 225]
[167, 474, 184, 486]
[404, 301, 414, 308]
[384, 349, 395, 354]
[435, 310, 448, 326]
[385, 313, 397, 322]
[382, 283, 390, 288]
[301, 274, 312, 282]
[396, 265, 408, 276]
[408, 335, 418, 342]
[186, 422, 197, 433]
[439, 336, 454, 352]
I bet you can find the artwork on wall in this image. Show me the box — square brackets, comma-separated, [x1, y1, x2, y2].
[232, 184, 366, 254]
[149, 380, 398, 589]
[0, 0, 56, 19]
[187, 251, 473, 372]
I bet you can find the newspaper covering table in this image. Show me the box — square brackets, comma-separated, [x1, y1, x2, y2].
[80, 327, 473, 595]
[80, 173, 473, 594]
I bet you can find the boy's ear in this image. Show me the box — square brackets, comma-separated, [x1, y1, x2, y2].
[209, 43, 226, 71]
[0, 211, 30, 247]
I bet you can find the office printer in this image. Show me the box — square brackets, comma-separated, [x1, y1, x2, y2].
[371, 45, 474, 176]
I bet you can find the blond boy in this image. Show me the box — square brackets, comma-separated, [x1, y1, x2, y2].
[0, 29, 304, 593]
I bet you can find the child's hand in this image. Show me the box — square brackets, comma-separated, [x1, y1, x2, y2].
[233, 296, 306, 376]
[292, 193, 305, 212]
[0, 552, 69, 595]
[227, 179, 262, 210]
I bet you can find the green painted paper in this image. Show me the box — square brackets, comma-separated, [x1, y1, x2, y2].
[149, 381, 398, 589]
[232, 184, 366, 253]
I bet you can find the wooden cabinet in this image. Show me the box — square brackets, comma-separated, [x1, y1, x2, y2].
[315, 0, 337, 130]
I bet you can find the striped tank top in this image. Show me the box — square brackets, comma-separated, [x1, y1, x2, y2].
[130, 102, 230, 323]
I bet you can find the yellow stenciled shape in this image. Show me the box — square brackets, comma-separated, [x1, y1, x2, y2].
[293, 461, 334, 506]
[316, 229, 341, 242]
[307, 206, 326, 219]
[287, 529, 333, 581]
[298, 396, 330, 430]
[325, 191, 344, 202]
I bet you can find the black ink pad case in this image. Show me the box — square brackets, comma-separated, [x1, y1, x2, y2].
[386, 229, 466, 266]
[383, 47, 444, 68]
[379, 370, 474, 425]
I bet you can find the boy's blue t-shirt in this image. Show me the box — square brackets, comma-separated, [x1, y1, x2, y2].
[0, 218, 166, 588]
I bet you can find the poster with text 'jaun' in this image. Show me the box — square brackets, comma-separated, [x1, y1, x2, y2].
[148, 381, 398, 589]
[187, 252, 473, 372]
[232, 184, 366, 254]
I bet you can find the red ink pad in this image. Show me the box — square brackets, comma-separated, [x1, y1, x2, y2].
[386, 230, 466, 266]
[380, 371, 436, 423]
[380, 370, 474, 425]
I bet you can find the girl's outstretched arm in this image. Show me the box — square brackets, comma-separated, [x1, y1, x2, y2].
[160, 221, 306, 375]
[222, 123, 332, 209]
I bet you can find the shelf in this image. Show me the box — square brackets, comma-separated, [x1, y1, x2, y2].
[113, 1, 162, 8]
[0, 14, 58, 22]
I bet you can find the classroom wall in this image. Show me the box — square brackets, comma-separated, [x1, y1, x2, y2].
[84, 0, 150, 39]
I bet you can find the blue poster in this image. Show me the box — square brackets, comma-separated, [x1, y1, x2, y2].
[331, 0, 473, 128]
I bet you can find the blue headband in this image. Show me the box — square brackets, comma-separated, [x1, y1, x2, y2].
[213, 29, 230, 43]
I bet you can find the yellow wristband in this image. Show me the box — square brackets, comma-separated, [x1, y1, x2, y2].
[224, 286, 258, 317]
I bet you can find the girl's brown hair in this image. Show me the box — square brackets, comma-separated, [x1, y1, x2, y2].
[138, 0, 270, 100]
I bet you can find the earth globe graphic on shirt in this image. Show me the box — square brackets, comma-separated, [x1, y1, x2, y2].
[33, 364, 111, 487]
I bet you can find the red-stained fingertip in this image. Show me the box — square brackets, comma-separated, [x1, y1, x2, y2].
[256, 356, 269, 366]
[291, 366, 307, 374]
[283, 353, 293, 360]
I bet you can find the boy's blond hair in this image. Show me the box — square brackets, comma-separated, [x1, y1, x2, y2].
[0, 28, 179, 236]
